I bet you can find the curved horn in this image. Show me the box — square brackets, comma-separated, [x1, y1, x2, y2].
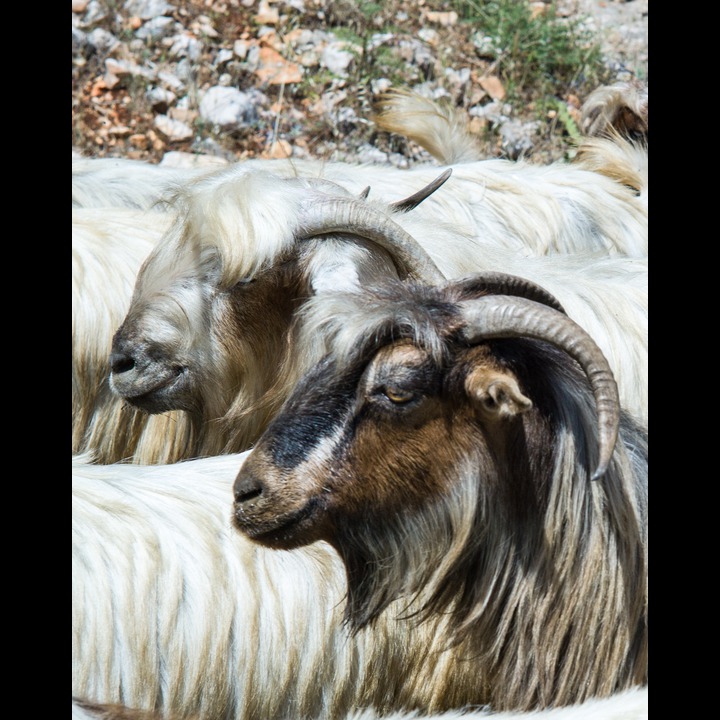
[453, 271, 566, 314]
[347, 173, 451, 209]
[390, 169, 453, 212]
[458, 295, 619, 481]
[297, 197, 447, 284]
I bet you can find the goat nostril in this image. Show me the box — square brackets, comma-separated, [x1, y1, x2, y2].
[234, 473, 264, 504]
[238, 487, 262, 503]
[109, 352, 136, 375]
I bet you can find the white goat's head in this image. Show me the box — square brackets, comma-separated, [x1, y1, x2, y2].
[109, 168, 451, 451]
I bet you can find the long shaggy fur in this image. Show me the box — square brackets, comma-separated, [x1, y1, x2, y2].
[73, 452, 646, 719]
[106, 171, 646, 465]
[71, 453, 533, 719]
[373, 84, 648, 220]
[174, 141, 647, 258]
[234, 279, 648, 712]
[72, 153, 209, 210]
[372, 89, 485, 165]
[74, 82, 647, 259]
[72, 208, 197, 463]
[72, 686, 647, 720]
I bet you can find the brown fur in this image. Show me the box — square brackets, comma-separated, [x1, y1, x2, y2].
[580, 80, 648, 142]
[214, 256, 311, 453]
[73, 699, 187, 720]
[234, 281, 648, 713]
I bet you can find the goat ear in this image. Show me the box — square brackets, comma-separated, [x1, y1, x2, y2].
[465, 365, 532, 420]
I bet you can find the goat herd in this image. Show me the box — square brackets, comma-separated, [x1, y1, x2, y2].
[72, 81, 648, 720]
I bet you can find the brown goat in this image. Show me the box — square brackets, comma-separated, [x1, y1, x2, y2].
[233, 277, 648, 713]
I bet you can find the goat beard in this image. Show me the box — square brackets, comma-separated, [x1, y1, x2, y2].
[334, 473, 494, 643]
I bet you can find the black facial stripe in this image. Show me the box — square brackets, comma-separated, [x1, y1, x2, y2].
[266, 357, 363, 469]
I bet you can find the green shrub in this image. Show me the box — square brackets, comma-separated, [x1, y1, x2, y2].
[451, 0, 607, 101]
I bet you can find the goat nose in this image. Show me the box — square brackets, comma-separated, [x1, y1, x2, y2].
[109, 351, 136, 375]
[234, 470, 265, 504]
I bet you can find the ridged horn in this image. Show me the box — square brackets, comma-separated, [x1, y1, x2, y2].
[297, 197, 446, 284]
[458, 295, 619, 480]
[390, 169, 453, 212]
[453, 271, 566, 314]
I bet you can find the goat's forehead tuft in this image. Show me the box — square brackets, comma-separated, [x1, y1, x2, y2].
[167, 170, 315, 286]
[301, 281, 460, 366]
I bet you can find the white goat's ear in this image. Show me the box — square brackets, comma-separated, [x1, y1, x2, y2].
[465, 366, 532, 420]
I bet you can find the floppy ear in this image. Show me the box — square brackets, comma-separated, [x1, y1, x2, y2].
[465, 365, 532, 420]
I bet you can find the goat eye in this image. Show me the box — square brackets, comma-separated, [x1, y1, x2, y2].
[231, 278, 258, 294]
[382, 386, 415, 404]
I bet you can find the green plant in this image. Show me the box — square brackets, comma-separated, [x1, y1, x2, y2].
[357, 2, 384, 19]
[553, 98, 581, 141]
[297, 68, 336, 99]
[451, 0, 607, 101]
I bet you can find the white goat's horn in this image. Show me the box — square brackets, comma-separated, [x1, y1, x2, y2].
[453, 271, 566, 314]
[458, 295, 619, 481]
[390, 169, 453, 212]
[355, 170, 451, 208]
[298, 198, 447, 284]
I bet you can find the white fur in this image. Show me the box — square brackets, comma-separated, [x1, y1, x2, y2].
[72, 208, 198, 463]
[72, 685, 647, 719]
[349, 686, 648, 719]
[72, 154, 209, 210]
[74, 82, 647, 464]
[73, 453, 647, 719]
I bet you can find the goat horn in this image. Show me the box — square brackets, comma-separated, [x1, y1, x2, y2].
[390, 169, 453, 212]
[453, 272, 566, 314]
[458, 296, 619, 481]
[358, 186, 371, 200]
[298, 198, 447, 284]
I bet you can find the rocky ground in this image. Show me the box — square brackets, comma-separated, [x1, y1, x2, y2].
[72, 0, 647, 168]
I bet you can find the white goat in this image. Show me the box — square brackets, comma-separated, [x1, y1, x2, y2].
[73, 449, 646, 720]
[73, 146, 648, 257]
[372, 81, 648, 207]
[73, 133, 647, 256]
[72, 80, 647, 256]
[233, 276, 648, 712]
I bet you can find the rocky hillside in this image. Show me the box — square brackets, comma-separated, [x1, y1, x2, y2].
[72, 0, 647, 168]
